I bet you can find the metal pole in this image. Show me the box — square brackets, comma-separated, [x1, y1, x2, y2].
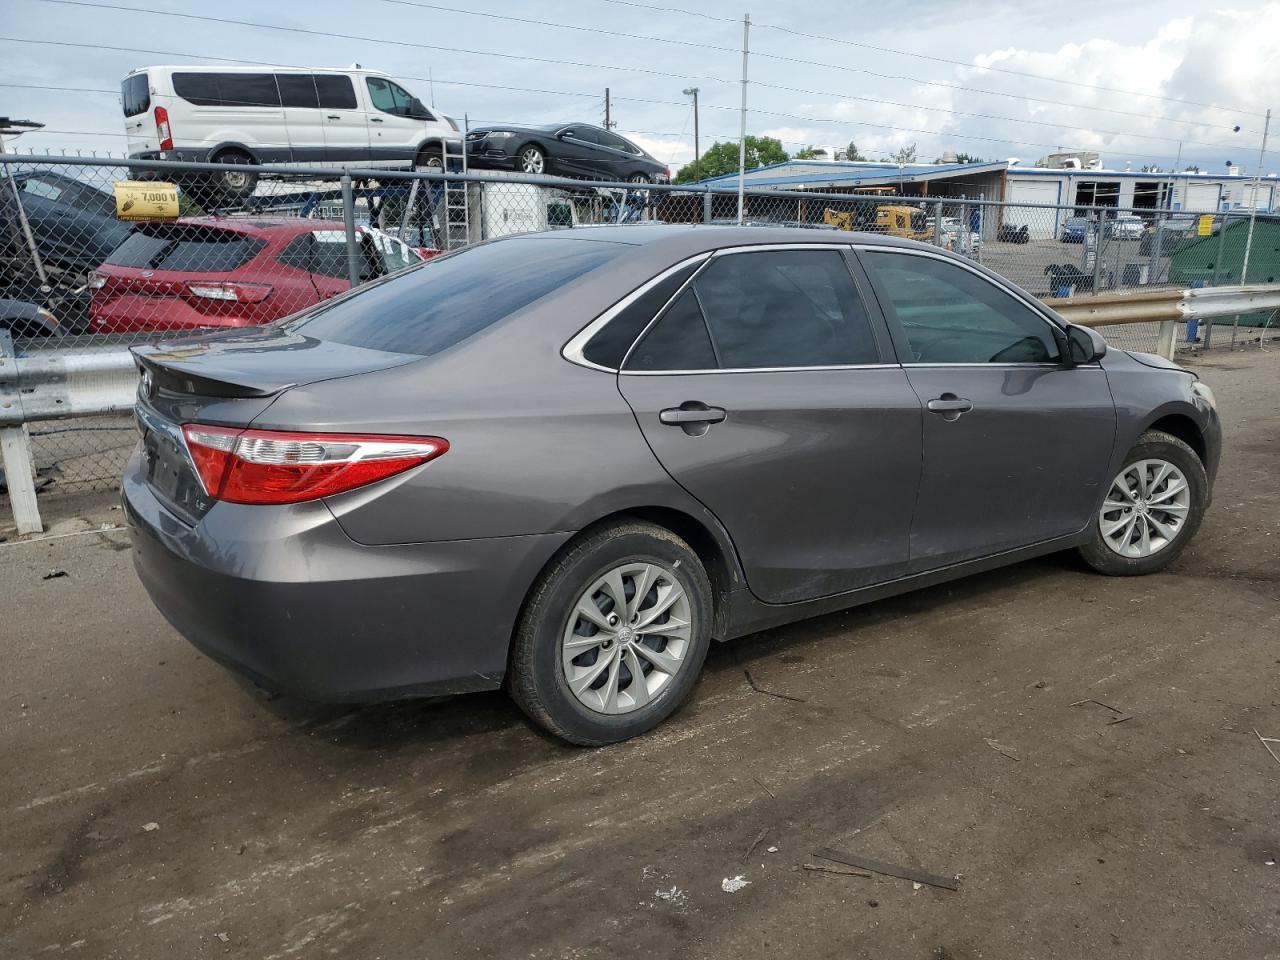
[737, 13, 750, 226]
[1204, 212, 1231, 349]
[1240, 107, 1271, 285]
[683, 87, 700, 182]
[340, 173, 362, 288]
[604, 88, 612, 131]
[1091, 213, 1103, 295]
[0, 133, 50, 285]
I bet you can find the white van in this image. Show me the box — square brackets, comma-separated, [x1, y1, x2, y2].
[122, 66, 462, 197]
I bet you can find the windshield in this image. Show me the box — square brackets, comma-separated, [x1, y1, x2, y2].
[287, 236, 625, 357]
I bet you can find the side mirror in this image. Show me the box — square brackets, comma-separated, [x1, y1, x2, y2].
[557, 128, 573, 140]
[1065, 324, 1107, 364]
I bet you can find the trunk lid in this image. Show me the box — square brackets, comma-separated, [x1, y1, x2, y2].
[130, 327, 422, 524]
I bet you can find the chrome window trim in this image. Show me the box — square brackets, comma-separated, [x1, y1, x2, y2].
[620, 362, 895, 377]
[561, 252, 711, 372]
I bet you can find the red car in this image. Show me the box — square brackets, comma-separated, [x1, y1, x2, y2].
[89, 217, 428, 333]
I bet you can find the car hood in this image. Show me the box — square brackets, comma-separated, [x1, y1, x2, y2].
[1125, 350, 1192, 374]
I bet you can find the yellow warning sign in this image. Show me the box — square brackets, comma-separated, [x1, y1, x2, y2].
[113, 180, 180, 220]
[1198, 214, 1214, 236]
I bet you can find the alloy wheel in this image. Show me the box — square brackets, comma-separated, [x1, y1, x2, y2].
[521, 148, 545, 174]
[1099, 458, 1191, 558]
[561, 562, 692, 715]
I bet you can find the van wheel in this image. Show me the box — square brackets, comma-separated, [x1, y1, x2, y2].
[508, 521, 713, 746]
[414, 145, 445, 172]
[211, 151, 258, 199]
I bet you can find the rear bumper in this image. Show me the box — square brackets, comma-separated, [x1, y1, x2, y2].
[123, 447, 570, 701]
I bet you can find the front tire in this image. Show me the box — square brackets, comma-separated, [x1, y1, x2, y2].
[508, 521, 713, 745]
[518, 144, 547, 175]
[1077, 430, 1207, 576]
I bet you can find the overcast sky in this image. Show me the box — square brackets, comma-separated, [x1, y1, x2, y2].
[3, 0, 1277, 174]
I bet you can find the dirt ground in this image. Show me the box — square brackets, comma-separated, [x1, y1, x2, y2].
[2, 349, 1279, 960]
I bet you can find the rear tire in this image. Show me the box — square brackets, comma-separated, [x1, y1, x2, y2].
[211, 150, 258, 200]
[1077, 430, 1207, 576]
[508, 521, 713, 746]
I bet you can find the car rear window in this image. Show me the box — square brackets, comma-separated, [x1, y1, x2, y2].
[105, 226, 265, 272]
[289, 237, 625, 357]
[121, 73, 149, 117]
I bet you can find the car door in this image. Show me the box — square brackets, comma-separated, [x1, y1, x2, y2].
[274, 74, 328, 164]
[594, 129, 638, 180]
[364, 76, 427, 165]
[857, 248, 1117, 571]
[314, 74, 369, 165]
[616, 246, 922, 604]
[556, 126, 604, 177]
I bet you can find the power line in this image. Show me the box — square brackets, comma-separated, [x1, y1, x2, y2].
[590, 0, 1267, 118]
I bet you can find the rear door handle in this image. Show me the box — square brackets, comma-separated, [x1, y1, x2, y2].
[371, 117, 384, 123]
[327, 114, 341, 120]
[926, 395, 973, 420]
[660, 405, 726, 425]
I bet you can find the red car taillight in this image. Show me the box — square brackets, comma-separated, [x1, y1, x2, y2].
[154, 105, 173, 151]
[185, 281, 273, 303]
[182, 425, 448, 505]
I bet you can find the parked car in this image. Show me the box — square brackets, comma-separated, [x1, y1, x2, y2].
[941, 217, 982, 254]
[1061, 217, 1089, 242]
[124, 225, 1220, 745]
[997, 223, 1031, 244]
[0, 171, 133, 273]
[122, 66, 463, 198]
[89, 218, 426, 332]
[466, 123, 669, 182]
[1107, 214, 1145, 240]
[1139, 214, 1215, 256]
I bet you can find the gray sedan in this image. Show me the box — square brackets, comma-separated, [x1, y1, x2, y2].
[124, 226, 1220, 745]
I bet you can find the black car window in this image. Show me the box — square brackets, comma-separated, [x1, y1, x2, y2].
[582, 261, 700, 368]
[173, 72, 280, 107]
[306, 232, 382, 281]
[276, 74, 320, 109]
[121, 73, 149, 117]
[597, 130, 628, 152]
[566, 127, 600, 145]
[625, 289, 717, 371]
[315, 75, 357, 110]
[277, 234, 314, 271]
[692, 250, 880, 368]
[104, 226, 264, 272]
[289, 237, 625, 357]
[863, 251, 1059, 364]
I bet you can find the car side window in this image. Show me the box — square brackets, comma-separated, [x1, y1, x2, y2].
[277, 74, 320, 109]
[366, 78, 427, 118]
[693, 250, 880, 368]
[597, 131, 628, 152]
[625, 289, 717, 371]
[863, 251, 1060, 364]
[583, 261, 701, 368]
[277, 234, 314, 271]
[314, 75, 357, 110]
[567, 128, 599, 145]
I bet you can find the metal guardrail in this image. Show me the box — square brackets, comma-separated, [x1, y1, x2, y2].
[3, 283, 1279, 535]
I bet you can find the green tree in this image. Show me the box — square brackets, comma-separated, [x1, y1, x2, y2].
[674, 136, 789, 183]
[1141, 163, 1163, 173]
[891, 142, 918, 164]
[953, 152, 984, 164]
[792, 145, 823, 160]
[840, 141, 867, 162]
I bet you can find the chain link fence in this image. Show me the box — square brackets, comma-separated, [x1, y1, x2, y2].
[2, 153, 1277, 515]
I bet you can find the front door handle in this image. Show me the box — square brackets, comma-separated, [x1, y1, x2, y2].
[327, 114, 341, 120]
[926, 394, 973, 421]
[660, 405, 726, 425]
[371, 117, 384, 123]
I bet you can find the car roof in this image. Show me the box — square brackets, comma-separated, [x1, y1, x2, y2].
[533, 223, 930, 252]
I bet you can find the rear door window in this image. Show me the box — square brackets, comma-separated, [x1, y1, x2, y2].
[315, 75, 357, 110]
[624, 289, 717, 371]
[276, 74, 321, 109]
[582, 261, 701, 368]
[289, 236, 624, 356]
[692, 250, 880, 368]
[121, 73, 149, 117]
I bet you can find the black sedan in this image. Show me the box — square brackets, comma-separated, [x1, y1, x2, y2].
[1, 171, 132, 274]
[466, 123, 669, 182]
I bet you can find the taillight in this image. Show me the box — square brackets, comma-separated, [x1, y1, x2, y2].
[181, 425, 447, 505]
[154, 105, 173, 151]
[185, 281, 273, 303]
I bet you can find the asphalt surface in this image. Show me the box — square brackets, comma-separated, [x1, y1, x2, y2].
[3, 349, 1279, 960]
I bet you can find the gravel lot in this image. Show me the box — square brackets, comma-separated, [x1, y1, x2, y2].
[2, 349, 1279, 960]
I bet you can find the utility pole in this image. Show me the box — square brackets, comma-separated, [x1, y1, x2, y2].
[737, 13, 750, 225]
[1241, 107, 1271, 286]
[683, 87, 700, 181]
[604, 88, 615, 130]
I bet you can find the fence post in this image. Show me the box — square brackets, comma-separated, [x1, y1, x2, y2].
[1155, 319, 1177, 360]
[340, 173, 361, 288]
[1204, 212, 1233, 350]
[932, 201, 943, 246]
[0, 331, 42, 535]
[1090, 214, 1104, 295]
[702, 190, 712, 224]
